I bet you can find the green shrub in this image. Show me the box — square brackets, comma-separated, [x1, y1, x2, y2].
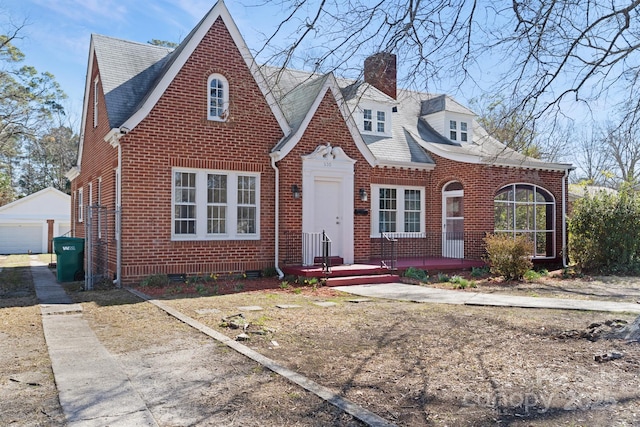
[403, 267, 428, 282]
[470, 266, 490, 278]
[450, 275, 473, 289]
[484, 233, 534, 281]
[569, 186, 640, 273]
[139, 273, 170, 288]
[437, 273, 450, 283]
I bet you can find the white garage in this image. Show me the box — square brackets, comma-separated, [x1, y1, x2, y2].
[0, 187, 71, 254]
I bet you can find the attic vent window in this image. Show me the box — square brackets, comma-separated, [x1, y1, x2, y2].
[208, 74, 229, 122]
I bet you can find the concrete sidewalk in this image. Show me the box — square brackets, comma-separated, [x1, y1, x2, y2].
[333, 283, 640, 314]
[31, 260, 158, 427]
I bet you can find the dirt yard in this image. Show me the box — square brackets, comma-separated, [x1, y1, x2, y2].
[2, 257, 640, 426]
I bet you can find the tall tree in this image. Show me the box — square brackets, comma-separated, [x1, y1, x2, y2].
[0, 13, 67, 203]
[259, 1, 640, 128]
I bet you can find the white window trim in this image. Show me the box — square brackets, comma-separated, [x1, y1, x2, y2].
[207, 74, 229, 122]
[370, 184, 425, 237]
[93, 78, 99, 128]
[494, 183, 556, 259]
[171, 168, 260, 241]
[77, 187, 84, 223]
[97, 177, 102, 238]
[358, 103, 392, 137]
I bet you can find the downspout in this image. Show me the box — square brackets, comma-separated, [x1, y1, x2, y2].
[115, 141, 122, 287]
[270, 153, 285, 279]
[562, 167, 572, 268]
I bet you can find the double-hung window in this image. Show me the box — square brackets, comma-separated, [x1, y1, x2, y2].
[372, 185, 424, 236]
[362, 107, 389, 134]
[77, 187, 84, 223]
[173, 168, 259, 240]
[449, 120, 468, 142]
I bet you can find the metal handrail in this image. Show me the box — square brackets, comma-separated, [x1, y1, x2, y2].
[380, 232, 398, 270]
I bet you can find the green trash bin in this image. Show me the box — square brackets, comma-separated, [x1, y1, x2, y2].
[53, 237, 85, 282]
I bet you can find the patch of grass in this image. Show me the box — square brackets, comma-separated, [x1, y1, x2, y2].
[279, 281, 290, 289]
[523, 269, 549, 281]
[139, 273, 170, 288]
[450, 275, 475, 289]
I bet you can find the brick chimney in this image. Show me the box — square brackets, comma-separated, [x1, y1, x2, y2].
[364, 52, 397, 99]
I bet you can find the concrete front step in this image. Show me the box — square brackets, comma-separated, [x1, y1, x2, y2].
[326, 274, 400, 287]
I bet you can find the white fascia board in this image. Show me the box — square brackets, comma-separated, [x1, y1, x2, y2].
[76, 37, 97, 171]
[413, 132, 572, 172]
[65, 166, 80, 181]
[376, 160, 435, 171]
[120, 1, 291, 136]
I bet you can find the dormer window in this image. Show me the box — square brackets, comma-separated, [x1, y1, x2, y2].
[364, 109, 372, 131]
[377, 111, 386, 132]
[449, 119, 468, 142]
[207, 74, 229, 121]
[361, 106, 390, 135]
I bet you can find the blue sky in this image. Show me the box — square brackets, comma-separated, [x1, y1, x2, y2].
[10, 1, 291, 123]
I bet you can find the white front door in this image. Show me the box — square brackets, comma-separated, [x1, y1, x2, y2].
[313, 179, 342, 256]
[442, 190, 464, 258]
[301, 143, 355, 265]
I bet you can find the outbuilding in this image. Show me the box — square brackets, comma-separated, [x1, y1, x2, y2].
[0, 187, 71, 254]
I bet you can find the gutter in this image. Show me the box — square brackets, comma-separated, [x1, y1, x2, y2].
[270, 152, 285, 279]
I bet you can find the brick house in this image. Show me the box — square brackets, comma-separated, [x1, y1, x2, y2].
[67, 1, 572, 286]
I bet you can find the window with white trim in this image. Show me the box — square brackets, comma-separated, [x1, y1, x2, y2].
[371, 185, 424, 235]
[172, 168, 259, 240]
[494, 183, 555, 258]
[97, 177, 102, 238]
[77, 187, 83, 223]
[449, 119, 468, 142]
[207, 74, 229, 121]
[362, 108, 388, 134]
[93, 78, 99, 128]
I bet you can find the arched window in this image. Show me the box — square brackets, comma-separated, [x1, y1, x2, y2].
[207, 74, 229, 121]
[494, 184, 555, 258]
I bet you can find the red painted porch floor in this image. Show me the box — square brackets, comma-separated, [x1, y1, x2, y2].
[282, 257, 486, 286]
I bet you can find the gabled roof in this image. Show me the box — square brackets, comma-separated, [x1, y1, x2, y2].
[92, 35, 173, 129]
[75, 1, 291, 171]
[267, 71, 377, 167]
[0, 187, 70, 219]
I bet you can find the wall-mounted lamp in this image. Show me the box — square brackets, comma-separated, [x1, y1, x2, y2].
[291, 184, 300, 199]
[359, 188, 368, 202]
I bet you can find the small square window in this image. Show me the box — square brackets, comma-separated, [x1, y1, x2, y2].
[450, 131, 457, 140]
[450, 120, 457, 130]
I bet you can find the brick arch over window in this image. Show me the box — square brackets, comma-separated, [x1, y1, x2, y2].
[207, 74, 229, 121]
[494, 183, 555, 258]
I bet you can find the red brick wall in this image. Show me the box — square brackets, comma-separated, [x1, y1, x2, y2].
[276, 91, 374, 264]
[428, 153, 567, 263]
[71, 53, 119, 278]
[115, 17, 284, 284]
